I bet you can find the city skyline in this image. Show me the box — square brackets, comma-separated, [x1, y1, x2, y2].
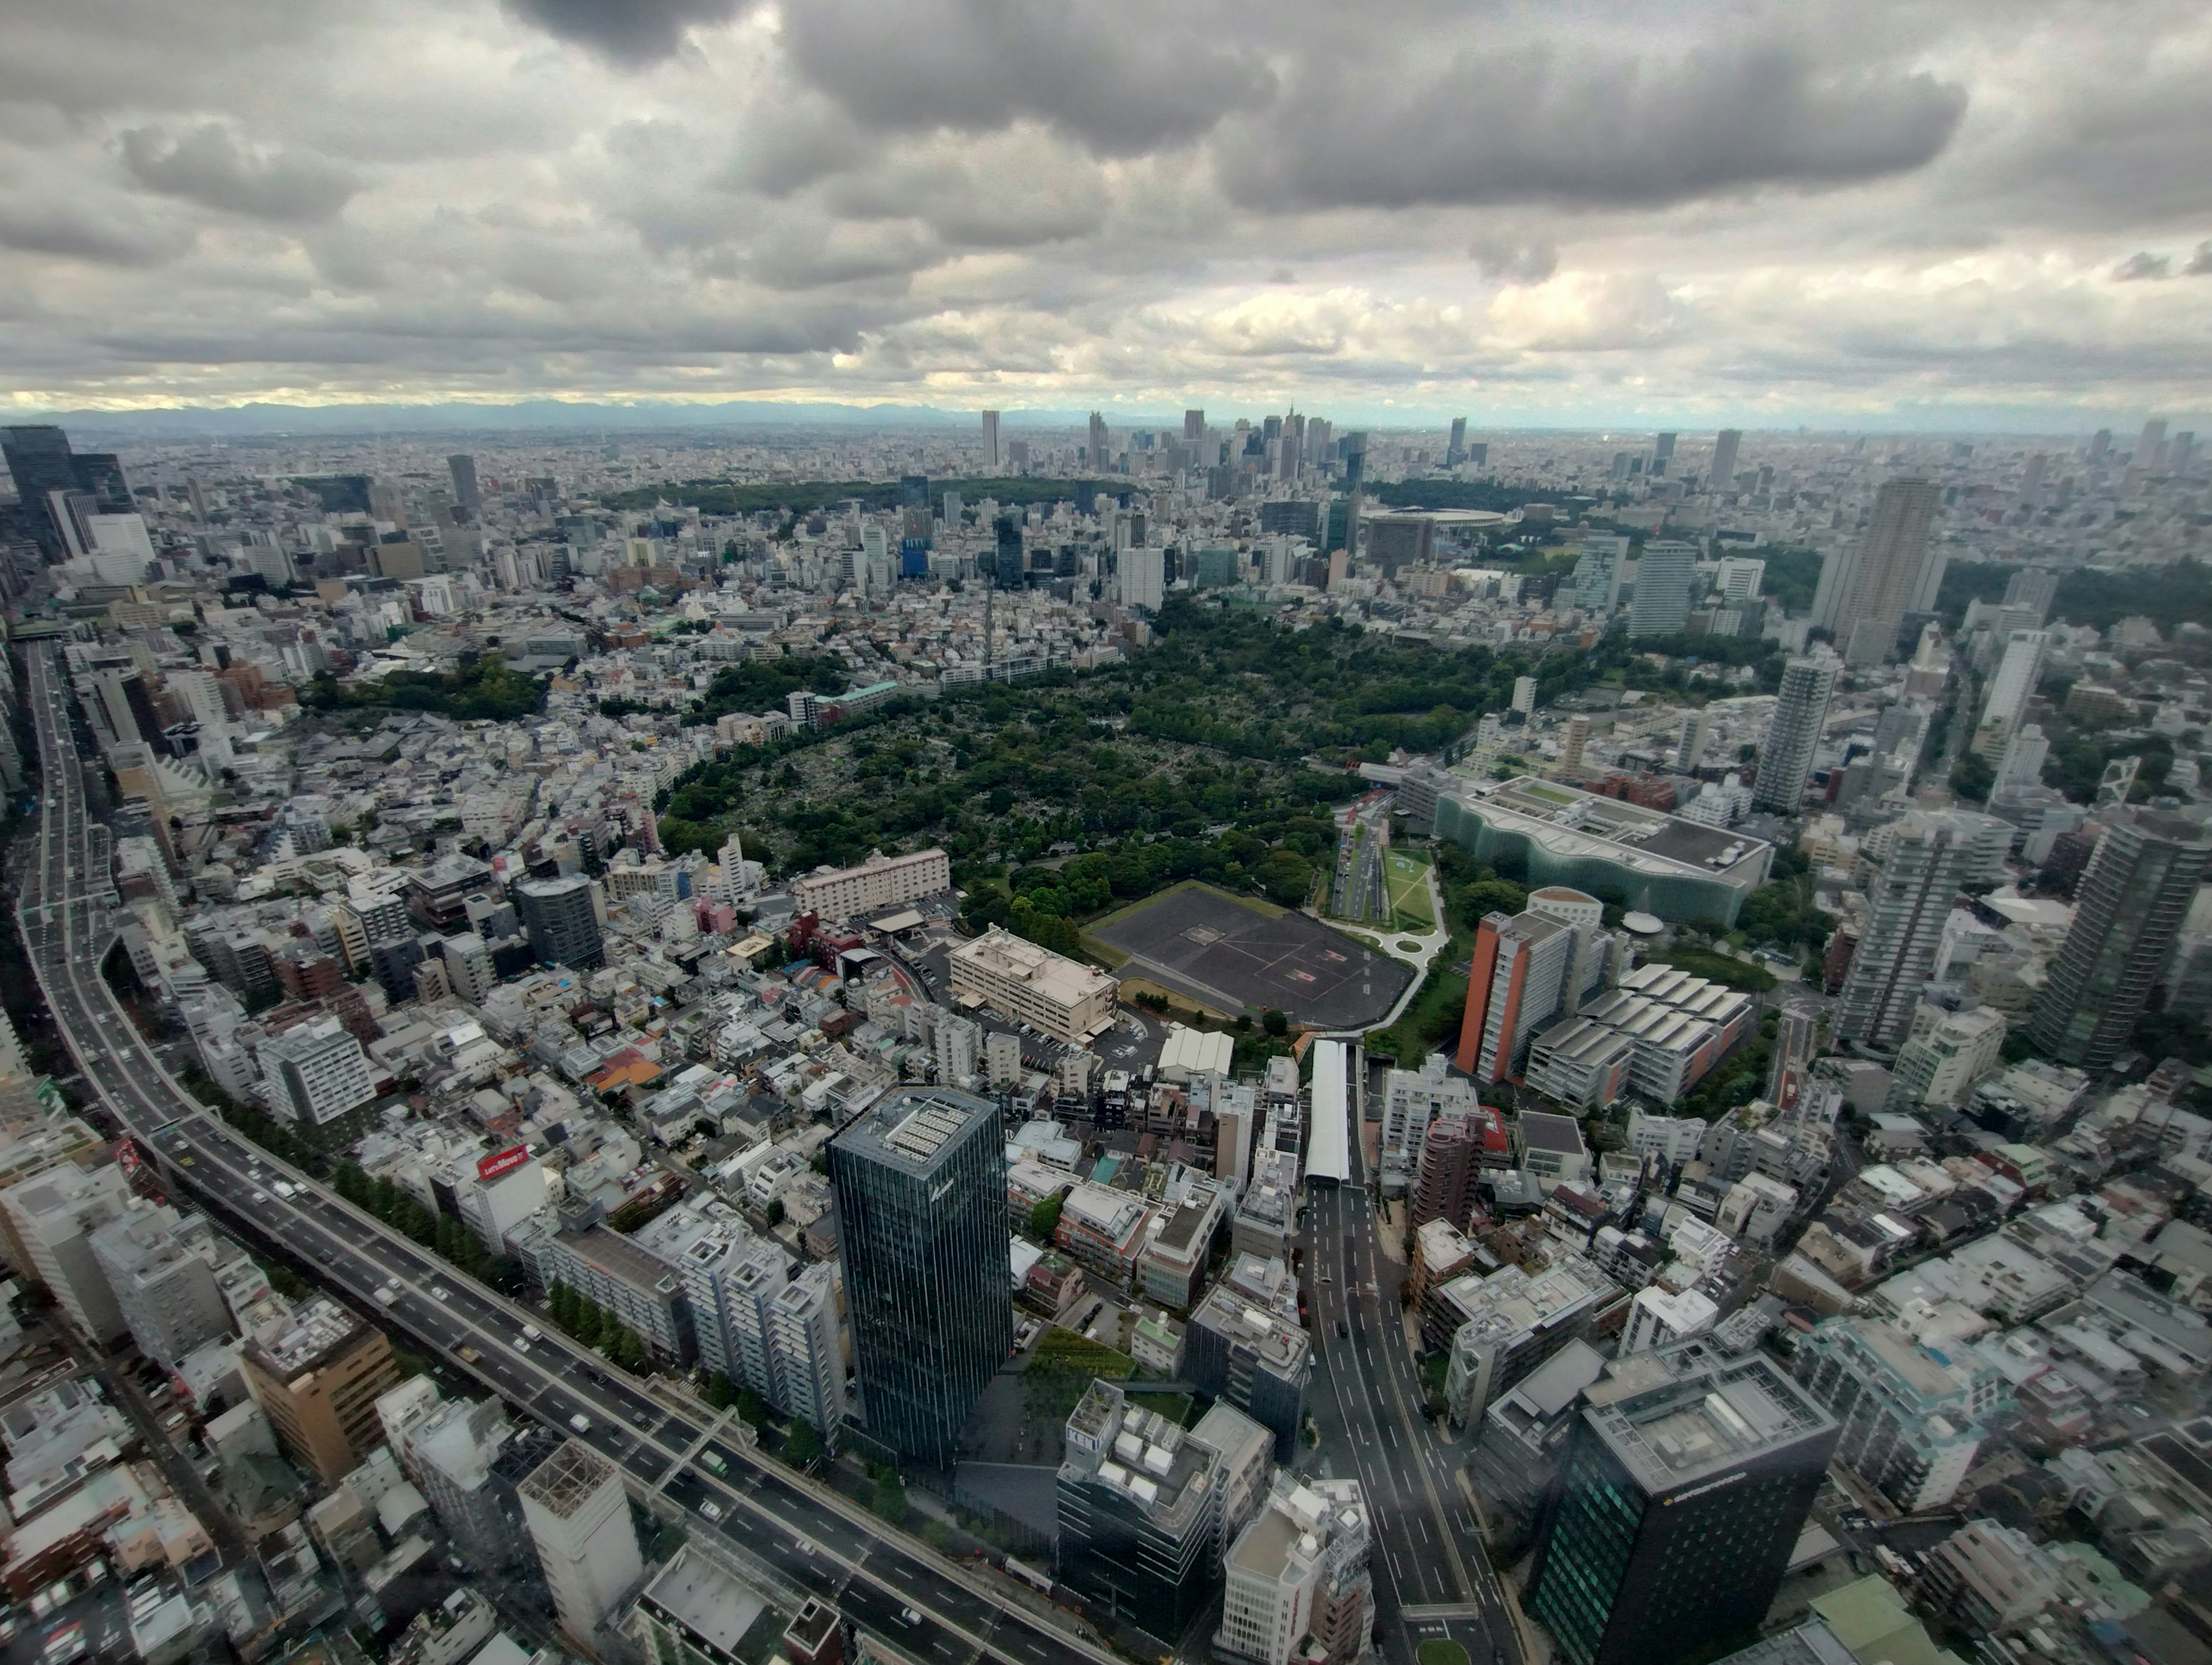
[5, 3, 2212, 426]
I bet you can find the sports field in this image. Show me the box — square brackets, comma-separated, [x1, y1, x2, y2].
[1091, 882, 1412, 1029]
[1383, 850, 1434, 927]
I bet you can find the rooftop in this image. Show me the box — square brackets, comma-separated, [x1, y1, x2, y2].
[518, 1438, 619, 1518]
[1587, 1347, 1833, 1495]
[1446, 773, 1771, 879]
[835, 1086, 996, 1177]
[639, 1546, 769, 1655]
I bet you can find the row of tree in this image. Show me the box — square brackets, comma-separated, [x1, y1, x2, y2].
[546, 1280, 652, 1371]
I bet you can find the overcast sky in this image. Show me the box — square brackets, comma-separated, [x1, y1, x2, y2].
[5, 0, 2212, 427]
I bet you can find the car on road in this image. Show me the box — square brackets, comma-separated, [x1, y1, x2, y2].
[431, 1285, 452, 1302]
[1336, 1320, 1349, 1338]
[700, 1501, 724, 1523]
[521, 1324, 543, 1341]
[570, 1413, 593, 1434]
[457, 1347, 481, 1365]
[899, 1610, 921, 1628]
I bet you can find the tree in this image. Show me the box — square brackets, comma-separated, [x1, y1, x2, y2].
[702, 1372, 737, 1410]
[1028, 1194, 1063, 1241]
[872, 1471, 910, 1524]
[1262, 1008, 1289, 1037]
[786, 1420, 825, 1467]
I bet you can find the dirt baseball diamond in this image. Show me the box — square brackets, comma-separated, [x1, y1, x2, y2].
[1090, 883, 1413, 1030]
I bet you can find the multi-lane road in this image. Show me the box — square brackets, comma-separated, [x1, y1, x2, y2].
[1306, 1133, 1520, 1665]
[15, 646, 1115, 1665]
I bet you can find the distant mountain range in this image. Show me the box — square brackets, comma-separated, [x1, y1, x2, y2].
[17, 400, 1190, 441]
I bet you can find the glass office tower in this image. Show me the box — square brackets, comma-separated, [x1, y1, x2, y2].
[830, 1088, 1012, 1469]
[1527, 1342, 1838, 1665]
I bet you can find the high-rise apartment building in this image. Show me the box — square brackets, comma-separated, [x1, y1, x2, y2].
[1, 1161, 133, 1343]
[1117, 545, 1165, 610]
[682, 1230, 846, 1438]
[1378, 1055, 1480, 1196]
[88, 1204, 235, 1368]
[1626, 541, 1697, 638]
[2028, 811, 2212, 1068]
[518, 1440, 644, 1645]
[1456, 911, 1574, 1083]
[1793, 1316, 2005, 1512]
[1708, 428, 1742, 491]
[404, 1394, 537, 1571]
[1751, 651, 1840, 814]
[1819, 476, 1941, 662]
[1884, 1006, 2008, 1112]
[1972, 630, 2052, 757]
[1834, 810, 2010, 1053]
[1570, 536, 1628, 615]
[240, 1298, 402, 1485]
[1525, 1343, 1837, 1665]
[263, 1015, 377, 1125]
[514, 874, 605, 970]
[830, 1088, 1010, 1467]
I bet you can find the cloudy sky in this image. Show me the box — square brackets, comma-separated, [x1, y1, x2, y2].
[5, 0, 2212, 426]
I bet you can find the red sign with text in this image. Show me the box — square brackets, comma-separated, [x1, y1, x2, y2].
[478, 1146, 531, 1182]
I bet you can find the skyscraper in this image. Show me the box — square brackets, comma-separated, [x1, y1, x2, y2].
[2, 426, 130, 560]
[1525, 1344, 1836, 1665]
[1834, 810, 2010, 1053]
[1650, 432, 1677, 476]
[1708, 428, 1742, 492]
[1446, 416, 1468, 466]
[514, 874, 605, 970]
[1626, 541, 1697, 639]
[1822, 477, 1942, 661]
[2028, 811, 2212, 1068]
[1184, 409, 1206, 442]
[830, 1088, 1011, 1468]
[992, 513, 1025, 589]
[980, 409, 1000, 472]
[447, 454, 481, 513]
[1972, 629, 2051, 757]
[1088, 411, 1109, 468]
[1456, 911, 1574, 1082]
[1751, 651, 1840, 814]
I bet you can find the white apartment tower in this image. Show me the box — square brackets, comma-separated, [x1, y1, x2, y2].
[518, 1440, 644, 1645]
[1752, 650, 1840, 814]
[262, 1016, 377, 1125]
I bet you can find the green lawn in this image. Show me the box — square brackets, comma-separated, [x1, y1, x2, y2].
[1384, 850, 1435, 928]
[1647, 947, 1777, 993]
[1366, 927, 1472, 1067]
[1418, 1643, 1471, 1665]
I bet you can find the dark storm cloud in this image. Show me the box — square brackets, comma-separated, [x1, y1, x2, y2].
[774, 0, 1275, 157]
[501, 0, 745, 65]
[2113, 251, 2172, 280]
[1221, 41, 1967, 209]
[120, 123, 357, 222]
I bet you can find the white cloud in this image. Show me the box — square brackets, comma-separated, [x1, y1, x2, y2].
[0, 0, 2206, 420]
